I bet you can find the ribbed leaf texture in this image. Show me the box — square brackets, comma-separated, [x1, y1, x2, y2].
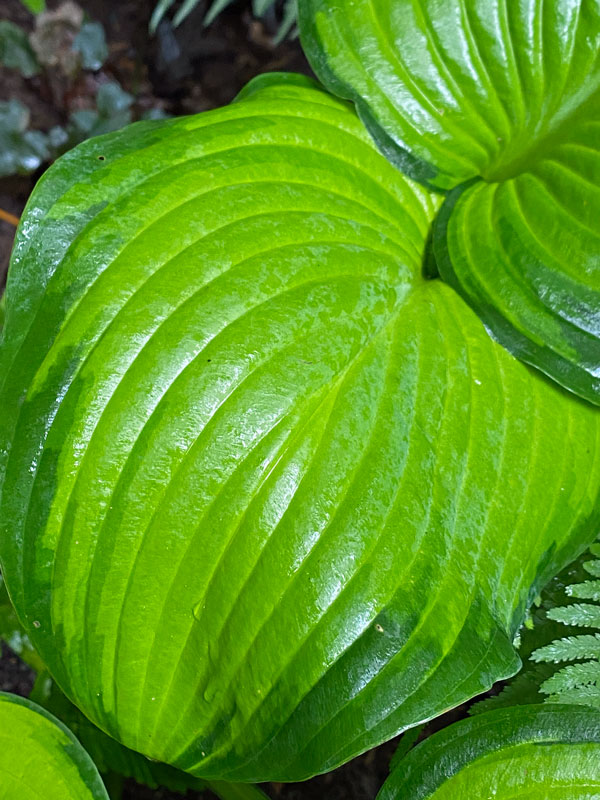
[299, 0, 600, 404]
[1, 73, 600, 782]
[378, 705, 600, 799]
[0, 692, 109, 799]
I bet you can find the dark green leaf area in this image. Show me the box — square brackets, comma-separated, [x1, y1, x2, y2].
[299, 0, 600, 404]
[378, 705, 600, 800]
[2, 74, 600, 783]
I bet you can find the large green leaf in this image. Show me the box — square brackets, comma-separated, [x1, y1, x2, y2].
[299, 0, 600, 404]
[378, 704, 600, 799]
[0, 691, 109, 799]
[1, 72, 600, 782]
[0, 573, 45, 673]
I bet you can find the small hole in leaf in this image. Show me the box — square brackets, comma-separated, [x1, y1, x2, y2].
[207, 359, 212, 362]
[98, 155, 105, 161]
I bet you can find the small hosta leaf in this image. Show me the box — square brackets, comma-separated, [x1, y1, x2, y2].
[72, 22, 108, 71]
[378, 705, 600, 800]
[0, 20, 40, 77]
[0, 692, 109, 799]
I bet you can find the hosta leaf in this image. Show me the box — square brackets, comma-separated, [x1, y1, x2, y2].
[37, 678, 269, 800]
[0, 573, 45, 672]
[299, 0, 600, 404]
[36, 679, 211, 795]
[379, 705, 600, 800]
[0, 692, 109, 799]
[1, 72, 600, 783]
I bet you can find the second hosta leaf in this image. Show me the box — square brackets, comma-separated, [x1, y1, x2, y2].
[0, 692, 109, 800]
[379, 705, 600, 799]
[1, 73, 600, 782]
[299, 0, 600, 404]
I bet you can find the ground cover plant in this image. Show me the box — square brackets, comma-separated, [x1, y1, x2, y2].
[1, 0, 600, 797]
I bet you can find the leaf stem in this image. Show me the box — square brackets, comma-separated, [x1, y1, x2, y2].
[0, 209, 20, 227]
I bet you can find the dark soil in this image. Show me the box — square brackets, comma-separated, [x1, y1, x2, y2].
[0, 641, 36, 696]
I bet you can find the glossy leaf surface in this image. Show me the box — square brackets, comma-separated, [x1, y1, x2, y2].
[378, 705, 600, 799]
[1, 73, 600, 782]
[0, 691, 109, 799]
[299, 0, 600, 404]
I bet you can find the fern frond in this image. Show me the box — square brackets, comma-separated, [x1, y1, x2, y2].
[152, 0, 296, 41]
[469, 671, 546, 715]
[253, 0, 276, 15]
[540, 661, 600, 695]
[531, 633, 600, 664]
[203, 0, 232, 26]
[272, 0, 296, 44]
[584, 559, 600, 577]
[545, 685, 600, 708]
[548, 602, 600, 628]
[523, 541, 600, 708]
[472, 536, 600, 714]
[567, 580, 600, 601]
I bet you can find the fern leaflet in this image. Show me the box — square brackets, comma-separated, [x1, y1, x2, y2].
[531, 541, 600, 708]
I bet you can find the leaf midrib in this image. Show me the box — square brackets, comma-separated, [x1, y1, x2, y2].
[482, 87, 600, 184]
